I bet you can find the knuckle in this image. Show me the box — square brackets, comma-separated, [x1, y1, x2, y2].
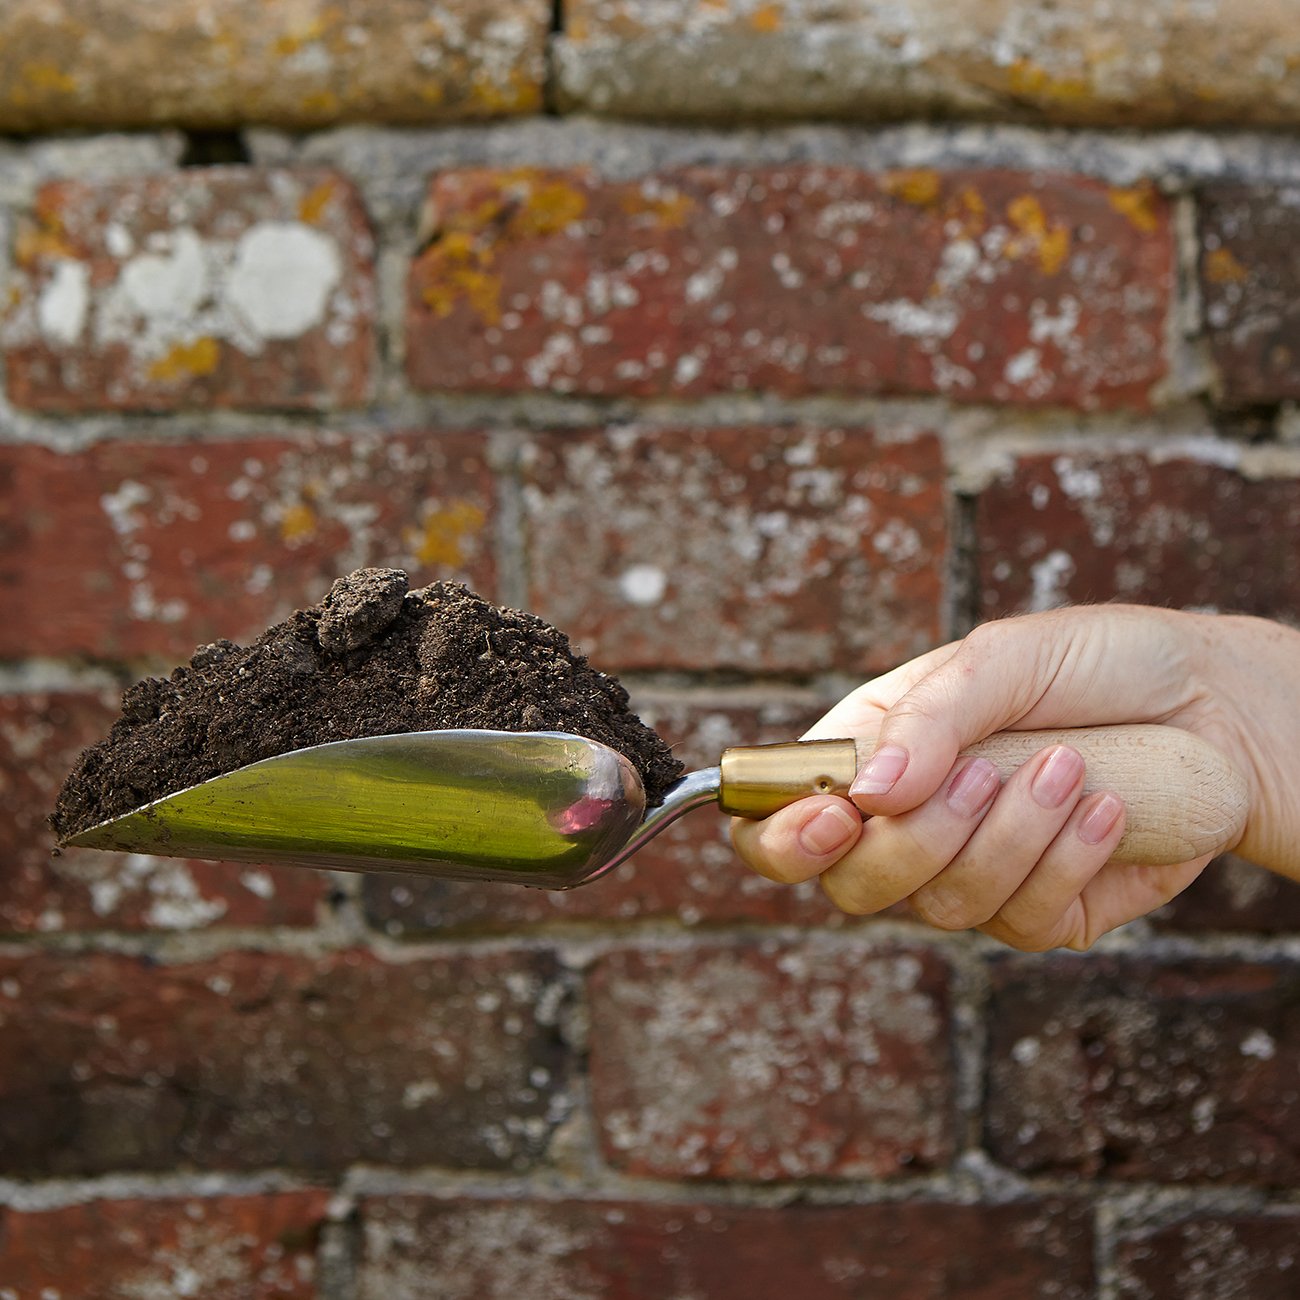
[908, 887, 979, 932]
[820, 869, 879, 916]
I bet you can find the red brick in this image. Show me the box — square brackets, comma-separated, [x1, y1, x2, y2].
[1115, 1211, 1300, 1300]
[0, 949, 571, 1176]
[0, 1191, 329, 1299]
[522, 426, 946, 673]
[589, 942, 955, 1180]
[1199, 184, 1300, 404]
[0, 431, 496, 661]
[1152, 854, 1300, 936]
[4, 170, 374, 411]
[0, 691, 324, 933]
[357, 1196, 1095, 1299]
[406, 166, 1171, 408]
[362, 691, 885, 934]
[986, 958, 1300, 1187]
[974, 452, 1300, 620]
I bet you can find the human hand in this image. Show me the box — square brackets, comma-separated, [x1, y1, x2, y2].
[731, 606, 1300, 950]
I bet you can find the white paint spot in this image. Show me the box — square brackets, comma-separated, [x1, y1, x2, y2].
[239, 869, 275, 899]
[619, 564, 668, 606]
[1004, 347, 1043, 386]
[121, 228, 208, 323]
[1029, 549, 1076, 610]
[864, 298, 959, 339]
[226, 222, 341, 339]
[37, 260, 90, 347]
[1240, 1028, 1276, 1060]
[1011, 1036, 1041, 1065]
[105, 223, 134, 258]
[1053, 457, 1104, 501]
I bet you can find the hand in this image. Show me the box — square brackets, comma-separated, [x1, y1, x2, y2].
[731, 606, 1300, 951]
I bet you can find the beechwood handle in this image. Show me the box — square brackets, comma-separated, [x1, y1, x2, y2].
[717, 725, 1249, 866]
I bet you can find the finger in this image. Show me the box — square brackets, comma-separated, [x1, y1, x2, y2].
[907, 745, 1088, 931]
[978, 790, 1127, 951]
[1064, 851, 1214, 950]
[729, 796, 863, 886]
[819, 756, 1002, 915]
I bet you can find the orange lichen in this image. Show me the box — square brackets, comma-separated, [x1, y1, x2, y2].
[298, 180, 338, 225]
[22, 62, 77, 94]
[750, 3, 784, 33]
[406, 500, 486, 567]
[1007, 194, 1071, 275]
[278, 501, 318, 544]
[301, 90, 341, 117]
[1005, 58, 1091, 103]
[419, 231, 503, 325]
[619, 190, 695, 230]
[1108, 184, 1162, 234]
[14, 217, 76, 268]
[881, 170, 944, 207]
[1204, 247, 1249, 284]
[468, 69, 543, 115]
[147, 338, 220, 383]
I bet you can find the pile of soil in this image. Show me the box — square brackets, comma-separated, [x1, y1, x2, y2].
[53, 569, 684, 839]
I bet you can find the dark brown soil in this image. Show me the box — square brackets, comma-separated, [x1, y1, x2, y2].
[53, 570, 684, 839]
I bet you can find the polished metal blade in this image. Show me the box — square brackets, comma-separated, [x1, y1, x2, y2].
[61, 730, 648, 888]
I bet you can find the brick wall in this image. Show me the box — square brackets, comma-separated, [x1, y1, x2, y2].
[2, 3, 1300, 1297]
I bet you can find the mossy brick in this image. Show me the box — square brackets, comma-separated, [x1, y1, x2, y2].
[4, 170, 375, 411]
[0, 691, 325, 935]
[520, 425, 947, 674]
[973, 452, 1300, 622]
[406, 166, 1172, 409]
[0, 1192, 330, 1299]
[588, 942, 956, 1180]
[0, 0, 546, 132]
[357, 1195, 1095, 1299]
[557, 0, 1300, 130]
[1199, 183, 1300, 404]
[1114, 1211, 1300, 1300]
[0, 949, 572, 1176]
[985, 957, 1300, 1187]
[0, 432, 497, 661]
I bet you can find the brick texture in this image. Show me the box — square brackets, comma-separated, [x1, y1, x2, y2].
[986, 958, 1300, 1187]
[357, 1195, 1095, 1300]
[362, 691, 875, 935]
[0, 1192, 330, 1299]
[4, 170, 375, 411]
[0, 0, 546, 132]
[557, 1, 1300, 129]
[0, 432, 496, 661]
[1115, 1211, 1300, 1300]
[589, 943, 955, 1180]
[406, 166, 1172, 408]
[0, 691, 325, 933]
[1153, 854, 1300, 935]
[974, 452, 1300, 620]
[0, 949, 571, 1176]
[1200, 183, 1300, 404]
[522, 426, 946, 673]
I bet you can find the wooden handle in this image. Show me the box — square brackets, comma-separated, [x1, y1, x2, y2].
[719, 725, 1248, 866]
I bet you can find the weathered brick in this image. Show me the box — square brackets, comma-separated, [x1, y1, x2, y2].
[0, 431, 496, 661]
[522, 426, 945, 673]
[986, 958, 1300, 1186]
[0, 0, 545, 132]
[4, 170, 374, 410]
[1115, 1211, 1300, 1300]
[589, 942, 955, 1180]
[407, 166, 1171, 408]
[558, 1, 1300, 129]
[974, 452, 1300, 621]
[0, 1192, 330, 1299]
[1, 691, 324, 933]
[358, 1195, 1094, 1299]
[0, 949, 571, 1176]
[1199, 183, 1300, 403]
[1152, 854, 1300, 936]
[362, 691, 883, 935]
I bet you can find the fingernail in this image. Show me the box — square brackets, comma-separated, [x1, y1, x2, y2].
[850, 745, 909, 798]
[1031, 746, 1085, 809]
[1079, 793, 1124, 845]
[798, 805, 860, 856]
[946, 757, 1001, 818]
